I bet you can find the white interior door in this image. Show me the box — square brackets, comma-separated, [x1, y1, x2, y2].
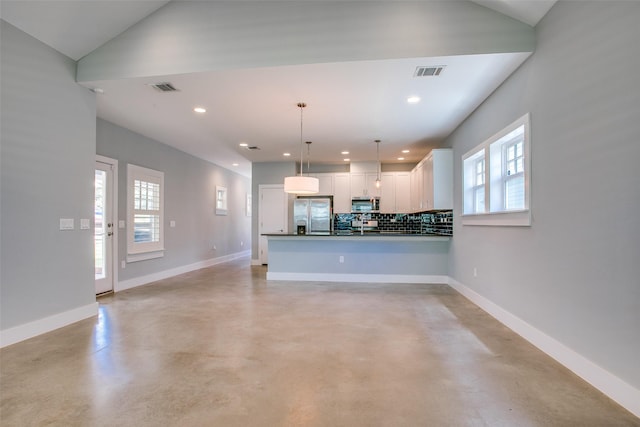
[95, 158, 116, 294]
[258, 185, 288, 265]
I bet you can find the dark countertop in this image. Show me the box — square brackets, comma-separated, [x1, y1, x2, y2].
[262, 232, 451, 241]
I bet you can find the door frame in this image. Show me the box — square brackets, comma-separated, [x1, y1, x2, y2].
[258, 184, 289, 265]
[96, 155, 118, 294]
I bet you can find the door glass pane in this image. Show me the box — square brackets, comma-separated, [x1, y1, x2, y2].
[95, 170, 106, 280]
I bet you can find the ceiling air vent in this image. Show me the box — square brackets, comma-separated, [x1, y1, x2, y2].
[246, 146, 260, 150]
[414, 66, 445, 77]
[149, 82, 178, 92]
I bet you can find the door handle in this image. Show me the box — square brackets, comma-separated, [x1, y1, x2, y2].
[107, 232, 114, 237]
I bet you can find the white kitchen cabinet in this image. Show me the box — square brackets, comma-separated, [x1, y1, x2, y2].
[409, 148, 452, 211]
[350, 173, 365, 198]
[307, 172, 351, 213]
[349, 162, 380, 199]
[411, 161, 424, 211]
[379, 173, 396, 213]
[333, 173, 351, 213]
[365, 173, 381, 198]
[309, 173, 334, 195]
[350, 172, 380, 198]
[394, 172, 411, 213]
[380, 172, 411, 213]
[422, 148, 453, 210]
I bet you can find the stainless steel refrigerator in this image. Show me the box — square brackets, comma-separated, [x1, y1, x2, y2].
[293, 196, 332, 234]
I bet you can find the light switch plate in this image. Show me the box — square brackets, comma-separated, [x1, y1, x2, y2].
[59, 218, 74, 230]
[170, 220, 176, 228]
[119, 220, 125, 229]
[80, 218, 90, 230]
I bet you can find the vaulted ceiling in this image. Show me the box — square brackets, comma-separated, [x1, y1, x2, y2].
[1, 1, 556, 177]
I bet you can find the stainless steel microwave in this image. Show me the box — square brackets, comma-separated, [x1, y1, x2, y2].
[351, 197, 380, 213]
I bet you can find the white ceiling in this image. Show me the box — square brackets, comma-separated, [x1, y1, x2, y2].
[1, 0, 556, 177]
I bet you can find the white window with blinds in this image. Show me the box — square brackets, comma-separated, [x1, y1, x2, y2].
[463, 149, 486, 215]
[127, 164, 164, 261]
[462, 113, 531, 226]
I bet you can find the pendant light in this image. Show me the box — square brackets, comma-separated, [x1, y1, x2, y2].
[284, 103, 319, 194]
[375, 139, 381, 189]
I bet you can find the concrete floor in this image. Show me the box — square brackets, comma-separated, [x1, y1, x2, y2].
[1, 259, 637, 426]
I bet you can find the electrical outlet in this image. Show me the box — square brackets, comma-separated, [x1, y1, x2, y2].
[213, 245, 217, 250]
[121, 260, 126, 269]
[339, 255, 344, 263]
[240, 241, 244, 246]
[473, 267, 477, 277]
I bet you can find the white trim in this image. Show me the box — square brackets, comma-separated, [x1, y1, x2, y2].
[116, 250, 250, 292]
[460, 209, 531, 226]
[447, 277, 640, 418]
[127, 163, 165, 255]
[0, 302, 99, 348]
[251, 258, 263, 266]
[126, 250, 164, 263]
[266, 272, 448, 284]
[461, 113, 531, 225]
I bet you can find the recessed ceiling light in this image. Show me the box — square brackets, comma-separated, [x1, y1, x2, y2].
[343, 158, 350, 162]
[341, 151, 349, 155]
[193, 107, 206, 113]
[239, 143, 248, 147]
[407, 96, 421, 104]
[232, 163, 239, 166]
[283, 152, 291, 157]
[397, 157, 405, 161]
[402, 150, 410, 153]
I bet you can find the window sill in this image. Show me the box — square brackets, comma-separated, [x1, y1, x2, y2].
[126, 250, 164, 263]
[461, 209, 531, 226]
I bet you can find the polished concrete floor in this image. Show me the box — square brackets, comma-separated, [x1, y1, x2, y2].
[1, 259, 637, 426]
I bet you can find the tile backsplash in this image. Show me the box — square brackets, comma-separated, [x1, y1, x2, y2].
[335, 210, 453, 236]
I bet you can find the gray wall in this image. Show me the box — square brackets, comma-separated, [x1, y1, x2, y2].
[97, 119, 251, 281]
[1, 22, 97, 329]
[444, 2, 640, 389]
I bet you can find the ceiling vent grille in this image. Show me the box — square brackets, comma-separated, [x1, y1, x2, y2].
[414, 66, 445, 77]
[246, 146, 260, 150]
[149, 82, 178, 92]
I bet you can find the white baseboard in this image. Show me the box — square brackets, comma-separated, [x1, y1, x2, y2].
[116, 250, 250, 292]
[448, 277, 640, 419]
[266, 272, 448, 284]
[0, 302, 99, 348]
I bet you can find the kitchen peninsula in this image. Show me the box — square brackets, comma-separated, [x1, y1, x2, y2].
[265, 232, 450, 283]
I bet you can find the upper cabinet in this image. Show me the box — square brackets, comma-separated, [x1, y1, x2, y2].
[333, 173, 351, 213]
[350, 172, 380, 198]
[316, 173, 334, 195]
[308, 172, 351, 213]
[380, 172, 411, 213]
[421, 148, 453, 210]
[394, 172, 411, 212]
[410, 163, 424, 212]
[349, 162, 380, 199]
[409, 148, 452, 211]
[306, 151, 451, 215]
